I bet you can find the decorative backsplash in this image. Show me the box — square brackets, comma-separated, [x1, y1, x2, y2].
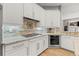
[23, 17, 39, 29]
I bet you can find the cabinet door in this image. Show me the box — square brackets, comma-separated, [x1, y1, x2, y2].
[43, 36, 48, 50]
[74, 37, 79, 56]
[36, 39, 43, 54]
[60, 36, 74, 51]
[4, 41, 28, 56]
[33, 4, 40, 21]
[29, 39, 37, 56]
[45, 9, 60, 28]
[5, 47, 28, 56]
[23, 3, 33, 18]
[39, 7, 46, 27]
[45, 11, 52, 28]
[3, 3, 23, 25]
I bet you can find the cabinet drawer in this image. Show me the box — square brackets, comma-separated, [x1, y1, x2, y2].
[5, 46, 28, 56]
[4, 41, 28, 51]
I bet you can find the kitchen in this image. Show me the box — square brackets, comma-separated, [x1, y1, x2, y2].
[0, 3, 79, 56]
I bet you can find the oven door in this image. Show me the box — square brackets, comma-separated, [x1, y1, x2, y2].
[48, 35, 60, 48]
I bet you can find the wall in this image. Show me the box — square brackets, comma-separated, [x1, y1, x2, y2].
[61, 4, 79, 20]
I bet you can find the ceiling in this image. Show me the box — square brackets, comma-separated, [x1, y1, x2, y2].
[38, 3, 61, 7]
[38, 3, 79, 7]
[38, 3, 79, 9]
[38, 3, 61, 9]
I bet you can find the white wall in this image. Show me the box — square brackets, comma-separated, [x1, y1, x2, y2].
[61, 4, 79, 20]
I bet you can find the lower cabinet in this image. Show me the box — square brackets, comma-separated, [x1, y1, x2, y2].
[74, 37, 79, 56]
[3, 41, 29, 56]
[29, 38, 39, 56]
[42, 36, 48, 51]
[60, 36, 74, 51]
[29, 35, 48, 56]
[3, 35, 48, 56]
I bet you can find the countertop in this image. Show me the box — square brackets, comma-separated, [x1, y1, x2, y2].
[3, 31, 79, 45]
[2, 34, 47, 45]
[47, 32, 79, 37]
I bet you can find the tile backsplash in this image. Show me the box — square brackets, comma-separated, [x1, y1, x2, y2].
[2, 25, 21, 33]
[23, 18, 39, 29]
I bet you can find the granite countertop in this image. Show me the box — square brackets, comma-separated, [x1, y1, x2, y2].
[3, 31, 79, 45]
[2, 34, 47, 45]
[47, 32, 79, 37]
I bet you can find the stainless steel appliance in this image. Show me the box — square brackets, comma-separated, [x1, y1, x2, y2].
[49, 35, 60, 48]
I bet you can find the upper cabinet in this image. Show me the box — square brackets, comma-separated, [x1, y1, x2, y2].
[3, 3, 23, 25]
[38, 6, 46, 27]
[33, 4, 41, 21]
[45, 8, 61, 28]
[33, 4, 46, 26]
[2, 3, 46, 26]
[2, 3, 61, 28]
[23, 3, 46, 26]
[23, 3, 33, 19]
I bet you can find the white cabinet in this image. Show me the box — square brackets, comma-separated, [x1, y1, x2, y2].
[60, 36, 74, 51]
[33, 4, 46, 26]
[29, 35, 48, 56]
[33, 4, 41, 21]
[2, 3, 46, 26]
[45, 11, 52, 28]
[23, 3, 33, 19]
[3, 41, 29, 56]
[45, 9, 60, 28]
[29, 38, 38, 56]
[3, 35, 48, 56]
[29, 37, 43, 56]
[39, 7, 46, 27]
[3, 3, 23, 25]
[42, 36, 48, 51]
[74, 37, 79, 56]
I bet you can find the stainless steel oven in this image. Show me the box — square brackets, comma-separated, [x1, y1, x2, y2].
[48, 35, 60, 48]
